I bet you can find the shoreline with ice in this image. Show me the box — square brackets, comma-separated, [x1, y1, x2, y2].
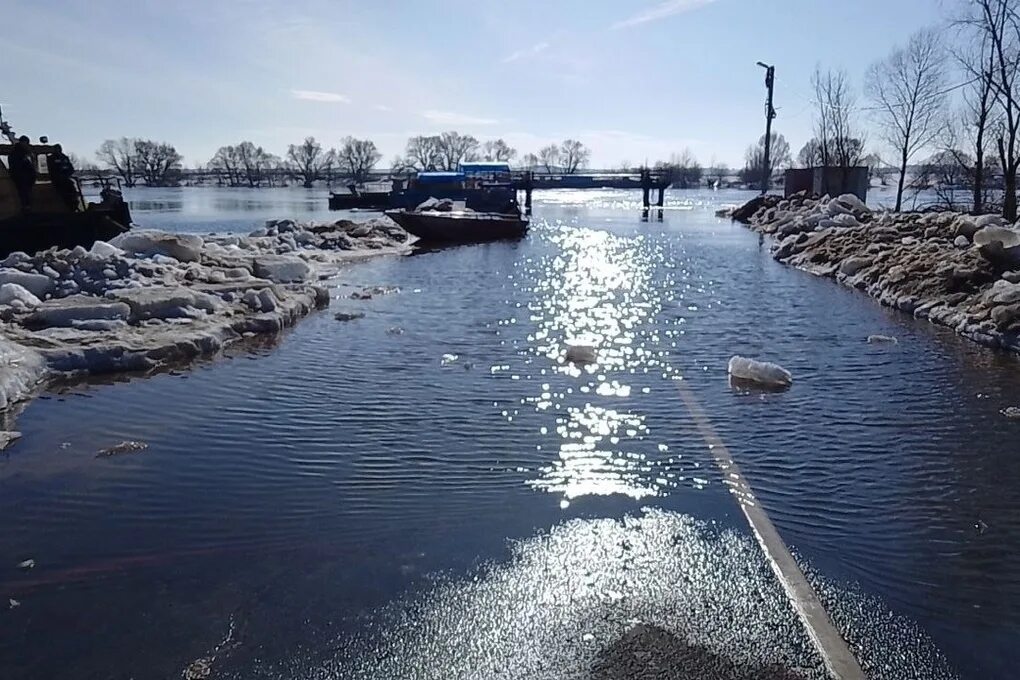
[725, 193, 1020, 355]
[0, 217, 413, 435]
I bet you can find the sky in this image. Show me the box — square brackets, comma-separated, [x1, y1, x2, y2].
[8, 0, 950, 169]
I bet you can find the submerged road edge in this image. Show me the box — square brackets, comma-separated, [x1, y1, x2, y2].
[674, 381, 867, 680]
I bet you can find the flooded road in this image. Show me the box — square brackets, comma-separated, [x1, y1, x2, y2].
[1, 187, 1018, 678]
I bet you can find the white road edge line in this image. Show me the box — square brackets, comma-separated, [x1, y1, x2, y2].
[675, 382, 867, 680]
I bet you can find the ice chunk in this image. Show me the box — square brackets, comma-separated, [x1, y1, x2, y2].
[334, 311, 365, 322]
[110, 230, 204, 262]
[837, 193, 869, 213]
[727, 356, 792, 388]
[1003, 407, 1020, 420]
[973, 226, 1020, 248]
[89, 240, 125, 259]
[867, 334, 899, 344]
[252, 255, 311, 283]
[0, 283, 41, 308]
[565, 344, 598, 365]
[96, 441, 148, 458]
[0, 269, 55, 298]
[24, 296, 130, 329]
[0, 431, 21, 451]
[0, 338, 46, 411]
[954, 235, 970, 248]
[975, 214, 1007, 229]
[109, 286, 219, 321]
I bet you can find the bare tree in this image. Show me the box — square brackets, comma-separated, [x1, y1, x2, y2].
[403, 135, 442, 170]
[655, 148, 703, 188]
[237, 142, 278, 188]
[797, 139, 825, 168]
[96, 138, 139, 187]
[435, 131, 479, 171]
[917, 149, 977, 210]
[335, 137, 381, 183]
[209, 145, 243, 186]
[950, 8, 1004, 214]
[538, 144, 561, 171]
[521, 152, 540, 169]
[287, 136, 326, 188]
[559, 139, 590, 174]
[740, 133, 791, 187]
[865, 28, 948, 211]
[134, 140, 183, 186]
[811, 67, 867, 169]
[955, 0, 1020, 219]
[480, 139, 517, 162]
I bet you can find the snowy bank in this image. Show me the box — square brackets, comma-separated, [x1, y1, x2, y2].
[0, 218, 412, 411]
[725, 193, 1020, 354]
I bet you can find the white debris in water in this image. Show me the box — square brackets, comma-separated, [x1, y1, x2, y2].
[727, 356, 792, 388]
[17, 559, 35, 570]
[565, 344, 598, 365]
[0, 431, 21, 450]
[1002, 406, 1020, 420]
[441, 353, 459, 365]
[867, 334, 899, 344]
[96, 441, 148, 458]
[9, 598, 20, 609]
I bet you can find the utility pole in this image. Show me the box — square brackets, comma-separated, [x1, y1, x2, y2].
[756, 62, 776, 195]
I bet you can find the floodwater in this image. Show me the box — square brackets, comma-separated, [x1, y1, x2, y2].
[2, 186, 1019, 679]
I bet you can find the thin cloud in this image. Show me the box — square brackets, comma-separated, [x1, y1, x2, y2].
[291, 89, 351, 103]
[501, 41, 550, 64]
[422, 110, 498, 126]
[374, 104, 393, 111]
[611, 0, 717, 30]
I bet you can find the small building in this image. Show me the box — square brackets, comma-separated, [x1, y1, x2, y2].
[785, 166, 869, 202]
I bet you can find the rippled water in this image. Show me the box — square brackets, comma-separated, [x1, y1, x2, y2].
[2, 187, 1019, 679]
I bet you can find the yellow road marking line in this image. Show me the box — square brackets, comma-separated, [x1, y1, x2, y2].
[675, 381, 867, 680]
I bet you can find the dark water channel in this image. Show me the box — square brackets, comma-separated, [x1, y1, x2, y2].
[1, 187, 1019, 679]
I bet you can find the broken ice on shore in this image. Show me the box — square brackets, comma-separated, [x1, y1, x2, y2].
[0, 218, 412, 420]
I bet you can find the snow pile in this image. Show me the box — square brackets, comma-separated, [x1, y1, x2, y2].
[729, 192, 1020, 355]
[0, 217, 412, 412]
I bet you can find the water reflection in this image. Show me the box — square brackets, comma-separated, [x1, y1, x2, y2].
[498, 224, 699, 505]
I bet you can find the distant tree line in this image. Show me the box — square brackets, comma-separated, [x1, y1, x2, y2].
[94, 138, 184, 187]
[88, 133, 603, 188]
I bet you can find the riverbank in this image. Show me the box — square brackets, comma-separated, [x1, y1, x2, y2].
[726, 193, 1020, 355]
[0, 217, 412, 437]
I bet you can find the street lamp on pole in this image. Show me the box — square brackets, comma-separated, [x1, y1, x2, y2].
[757, 61, 777, 195]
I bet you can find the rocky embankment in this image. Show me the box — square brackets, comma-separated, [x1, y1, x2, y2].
[725, 193, 1020, 354]
[0, 218, 411, 418]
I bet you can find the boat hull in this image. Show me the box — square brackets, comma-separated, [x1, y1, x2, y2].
[328, 192, 391, 210]
[0, 208, 130, 257]
[385, 210, 528, 244]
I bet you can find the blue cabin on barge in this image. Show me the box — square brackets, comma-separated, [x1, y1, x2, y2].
[390, 161, 518, 213]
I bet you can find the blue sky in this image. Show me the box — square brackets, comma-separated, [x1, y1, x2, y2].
[8, 0, 947, 168]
